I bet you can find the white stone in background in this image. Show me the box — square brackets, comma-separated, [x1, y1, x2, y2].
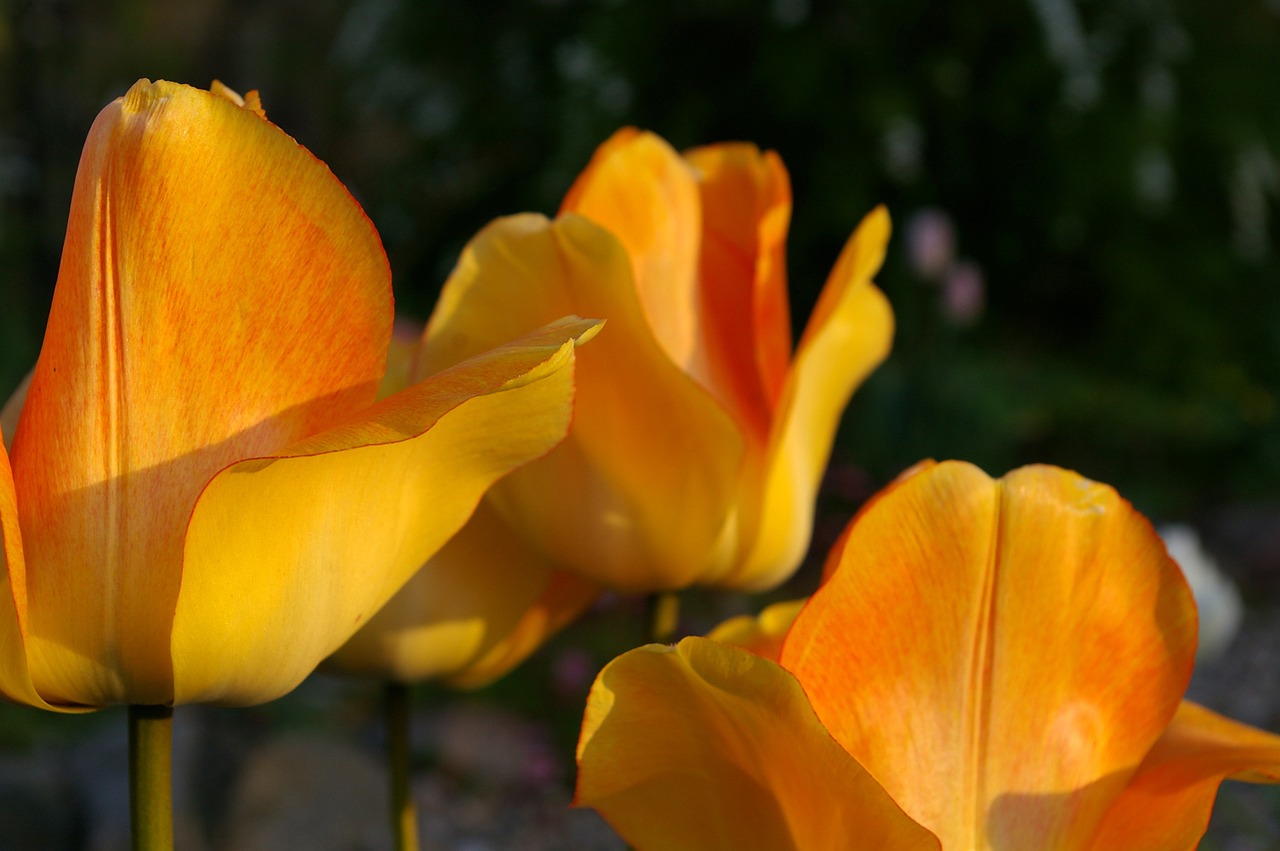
[1160, 523, 1245, 664]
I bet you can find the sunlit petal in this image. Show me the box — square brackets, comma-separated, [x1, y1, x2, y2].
[576, 638, 940, 851]
[170, 319, 596, 705]
[561, 128, 703, 372]
[377, 318, 426, 401]
[0, 436, 75, 711]
[820, 459, 939, 583]
[706, 598, 805, 663]
[11, 79, 391, 706]
[782, 461, 1197, 850]
[684, 143, 792, 440]
[209, 80, 267, 119]
[1088, 700, 1280, 850]
[329, 500, 600, 688]
[421, 213, 742, 591]
[718, 207, 893, 590]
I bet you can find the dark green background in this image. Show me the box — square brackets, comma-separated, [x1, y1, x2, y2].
[2, 0, 1278, 518]
[1, 4, 1280, 846]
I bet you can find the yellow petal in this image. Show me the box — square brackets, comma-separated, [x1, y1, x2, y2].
[705, 598, 806, 663]
[782, 461, 1197, 850]
[328, 500, 600, 688]
[1087, 700, 1280, 850]
[0, 436, 79, 711]
[714, 207, 894, 590]
[170, 318, 597, 706]
[576, 638, 940, 851]
[422, 213, 742, 591]
[209, 80, 267, 119]
[377, 318, 426, 401]
[561, 128, 704, 372]
[684, 143, 792, 441]
[11, 80, 391, 706]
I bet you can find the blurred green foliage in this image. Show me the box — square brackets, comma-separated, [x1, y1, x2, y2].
[2, 0, 1279, 519]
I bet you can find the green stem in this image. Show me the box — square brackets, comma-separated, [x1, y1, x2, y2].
[128, 704, 173, 851]
[385, 681, 420, 851]
[645, 591, 681, 645]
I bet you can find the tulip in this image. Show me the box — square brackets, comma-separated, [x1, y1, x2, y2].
[415, 128, 893, 598]
[327, 327, 599, 688]
[316, 323, 600, 851]
[0, 78, 594, 712]
[328, 128, 893, 692]
[576, 461, 1280, 851]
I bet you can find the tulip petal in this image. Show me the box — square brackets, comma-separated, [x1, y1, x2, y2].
[576, 638, 940, 851]
[377, 318, 426, 401]
[684, 143, 792, 441]
[820, 459, 939, 583]
[0, 369, 30, 453]
[782, 461, 1198, 850]
[1087, 700, 1280, 850]
[705, 598, 805, 663]
[170, 319, 597, 706]
[328, 500, 600, 688]
[561, 129, 704, 372]
[716, 207, 894, 590]
[0, 437, 80, 710]
[421, 214, 742, 591]
[11, 80, 391, 706]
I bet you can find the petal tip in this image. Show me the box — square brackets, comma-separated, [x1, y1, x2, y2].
[119, 78, 161, 114]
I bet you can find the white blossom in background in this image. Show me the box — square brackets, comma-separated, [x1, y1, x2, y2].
[1160, 523, 1244, 664]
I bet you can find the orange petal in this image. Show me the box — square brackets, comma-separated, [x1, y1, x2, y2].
[781, 461, 1198, 850]
[170, 318, 596, 706]
[819, 459, 939, 583]
[576, 638, 940, 851]
[328, 500, 600, 688]
[684, 143, 792, 440]
[561, 129, 704, 372]
[421, 213, 742, 591]
[1087, 700, 1280, 850]
[705, 598, 806, 663]
[11, 80, 390, 706]
[712, 208, 894, 590]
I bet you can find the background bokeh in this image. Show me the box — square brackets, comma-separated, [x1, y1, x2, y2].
[1, 1, 1279, 848]
[4, 0, 1280, 518]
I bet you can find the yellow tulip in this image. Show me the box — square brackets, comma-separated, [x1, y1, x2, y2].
[327, 328, 599, 687]
[416, 128, 894, 594]
[576, 461, 1280, 851]
[0, 79, 595, 710]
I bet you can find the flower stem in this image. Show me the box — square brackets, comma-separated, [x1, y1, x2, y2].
[128, 704, 173, 851]
[385, 681, 420, 851]
[645, 591, 681, 644]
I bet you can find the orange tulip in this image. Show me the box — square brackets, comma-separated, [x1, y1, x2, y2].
[576, 461, 1280, 851]
[0, 79, 595, 710]
[327, 129, 892, 688]
[416, 128, 893, 594]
